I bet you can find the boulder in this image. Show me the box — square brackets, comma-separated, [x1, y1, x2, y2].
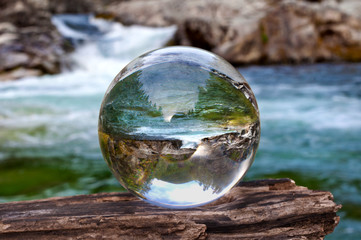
[1, 0, 361, 81]
[0, 0, 68, 81]
[257, 1, 361, 63]
[102, 0, 361, 64]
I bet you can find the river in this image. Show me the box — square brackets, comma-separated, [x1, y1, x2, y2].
[0, 15, 360, 239]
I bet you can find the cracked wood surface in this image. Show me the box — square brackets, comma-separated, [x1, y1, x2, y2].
[0, 178, 341, 239]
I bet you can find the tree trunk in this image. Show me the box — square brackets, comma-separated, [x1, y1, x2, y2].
[0, 178, 341, 239]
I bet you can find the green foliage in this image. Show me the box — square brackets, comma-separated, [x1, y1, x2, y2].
[100, 70, 162, 136]
[260, 23, 268, 44]
[153, 157, 194, 184]
[193, 72, 258, 125]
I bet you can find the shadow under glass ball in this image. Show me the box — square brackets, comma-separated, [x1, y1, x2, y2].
[98, 46, 260, 208]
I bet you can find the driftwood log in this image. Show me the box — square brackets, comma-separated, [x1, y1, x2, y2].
[0, 179, 340, 239]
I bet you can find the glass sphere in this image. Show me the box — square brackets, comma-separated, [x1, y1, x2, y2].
[98, 46, 260, 208]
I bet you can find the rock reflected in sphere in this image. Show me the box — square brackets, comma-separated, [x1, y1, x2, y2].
[98, 46, 260, 208]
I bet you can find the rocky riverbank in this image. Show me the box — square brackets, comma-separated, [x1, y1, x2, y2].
[0, 0, 361, 81]
[103, 0, 361, 64]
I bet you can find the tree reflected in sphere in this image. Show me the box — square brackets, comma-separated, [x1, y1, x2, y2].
[98, 46, 260, 208]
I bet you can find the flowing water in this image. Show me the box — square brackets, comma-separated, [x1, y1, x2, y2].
[0, 14, 360, 238]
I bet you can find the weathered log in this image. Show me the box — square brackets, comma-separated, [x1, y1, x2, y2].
[0, 178, 340, 239]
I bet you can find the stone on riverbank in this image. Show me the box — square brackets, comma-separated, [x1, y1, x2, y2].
[103, 0, 361, 64]
[0, 0, 361, 80]
[0, 0, 70, 81]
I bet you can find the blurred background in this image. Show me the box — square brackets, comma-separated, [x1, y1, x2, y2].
[0, 0, 360, 239]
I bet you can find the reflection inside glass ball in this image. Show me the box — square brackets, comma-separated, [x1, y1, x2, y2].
[98, 46, 260, 208]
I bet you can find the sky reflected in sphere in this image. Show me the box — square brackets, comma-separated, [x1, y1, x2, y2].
[98, 46, 260, 208]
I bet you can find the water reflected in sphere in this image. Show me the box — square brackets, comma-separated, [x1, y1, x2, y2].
[98, 46, 260, 208]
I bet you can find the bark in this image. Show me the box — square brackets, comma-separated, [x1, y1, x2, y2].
[0, 178, 341, 239]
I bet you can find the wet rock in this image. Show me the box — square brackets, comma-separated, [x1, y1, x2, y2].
[0, 0, 68, 81]
[0, 68, 42, 82]
[257, 1, 361, 63]
[1, 0, 361, 81]
[102, 0, 361, 64]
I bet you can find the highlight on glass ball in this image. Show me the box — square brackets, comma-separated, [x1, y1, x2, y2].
[98, 46, 260, 208]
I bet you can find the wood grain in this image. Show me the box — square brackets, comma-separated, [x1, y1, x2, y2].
[0, 179, 341, 239]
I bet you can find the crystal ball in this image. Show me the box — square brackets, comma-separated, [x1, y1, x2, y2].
[98, 46, 260, 208]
